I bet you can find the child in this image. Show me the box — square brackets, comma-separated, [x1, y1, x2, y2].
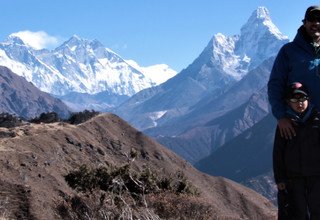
[273, 82, 320, 219]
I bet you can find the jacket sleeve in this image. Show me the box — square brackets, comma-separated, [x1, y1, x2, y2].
[273, 126, 287, 184]
[268, 46, 289, 120]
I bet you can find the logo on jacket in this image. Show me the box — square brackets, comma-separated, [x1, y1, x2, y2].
[309, 59, 320, 76]
[309, 59, 320, 70]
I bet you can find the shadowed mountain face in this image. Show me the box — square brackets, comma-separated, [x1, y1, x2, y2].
[154, 84, 270, 164]
[195, 113, 277, 201]
[0, 113, 276, 219]
[0, 66, 70, 119]
[195, 114, 276, 182]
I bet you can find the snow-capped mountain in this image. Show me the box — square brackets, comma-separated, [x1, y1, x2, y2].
[208, 7, 287, 80]
[115, 6, 288, 131]
[0, 35, 177, 98]
[235, 7, 287, 70]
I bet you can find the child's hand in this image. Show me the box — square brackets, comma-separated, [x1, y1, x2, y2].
[277, 182, 286, 190]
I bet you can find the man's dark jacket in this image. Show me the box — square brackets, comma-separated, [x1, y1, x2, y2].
[268, 26, 320, 120]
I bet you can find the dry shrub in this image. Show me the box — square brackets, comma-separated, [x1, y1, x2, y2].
[147, 192, 214, 220]
[62, 164, 203, 219]
[66, 110, 99, 125]
[56, 192, 156, 220]
[0, 113, 23, 128]
[29, 112, 61, 124]
[64, 164, 198, 196]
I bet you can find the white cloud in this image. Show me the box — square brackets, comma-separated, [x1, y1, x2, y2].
[126, 59, 177, 85]
[10, 30, 62, 50]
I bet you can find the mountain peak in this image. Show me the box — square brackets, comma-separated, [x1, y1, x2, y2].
[253, 6, 270, 20]
[241, 6, 287, 40]
[58, 36, 105, 52]
[5, 35, 27, 47]
[55, 35, 94, 55]
[198, 6, 288, 79]
[244, 7, 271, 27]
[71, 34, 81, 40]
[63, 35, 85, 46]
[231, 6, 288, 71]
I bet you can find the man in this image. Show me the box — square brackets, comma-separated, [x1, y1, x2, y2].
[268, 6, 320, 139]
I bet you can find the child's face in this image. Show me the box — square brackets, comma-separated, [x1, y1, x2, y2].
[288, 94, 309, 113]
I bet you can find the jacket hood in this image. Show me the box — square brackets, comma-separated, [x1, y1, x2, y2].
[294, 26, 317, 55]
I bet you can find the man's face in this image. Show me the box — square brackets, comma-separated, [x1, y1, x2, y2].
[304, 12, 320, 40]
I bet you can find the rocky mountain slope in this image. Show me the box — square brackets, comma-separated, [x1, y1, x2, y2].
[156, 86, 270, 164]
[143, 56, 273, 163]
[0, 113, 276, 219]
[0, 66, 70, 119]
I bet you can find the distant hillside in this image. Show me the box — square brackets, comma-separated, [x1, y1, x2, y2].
[195, 114, 277, 202]
[195, 114, 276, 182]
[0, 66, 70, 119]
[0, 113, 276, 219]
[155, 86, 270, 164]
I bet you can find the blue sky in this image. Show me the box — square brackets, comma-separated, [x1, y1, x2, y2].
[1, 0, 319, 72]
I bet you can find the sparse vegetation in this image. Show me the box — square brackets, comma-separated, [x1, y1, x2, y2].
[66, 109, 100, 125]
[29, 109, 100, 125]
[0, 113, 23, 128]
[29, 112, 61, 124]
[147, 192, 214, 219]
[65, 164, 198, 196]
[62, 163, 201, 219]
[0, 110, 100, 128]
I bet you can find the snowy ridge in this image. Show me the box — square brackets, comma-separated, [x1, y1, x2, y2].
[210, 33, 245, 80]
[0, 35, 177, 96]
[235, 6, 288, 67]
[244, 7, 286, 40]
[207, 6, 288, 80]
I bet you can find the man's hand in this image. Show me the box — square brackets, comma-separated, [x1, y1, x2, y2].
[278, 117, 296, 139]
